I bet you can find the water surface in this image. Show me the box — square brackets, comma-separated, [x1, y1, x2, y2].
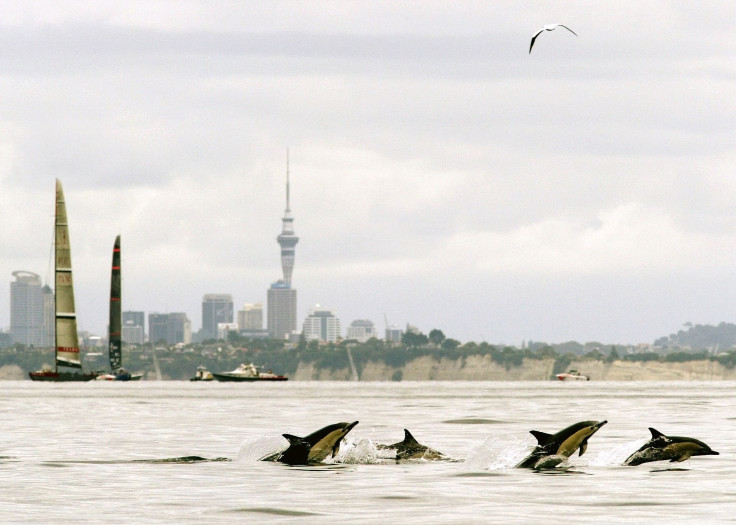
[1, 381, 733, 523]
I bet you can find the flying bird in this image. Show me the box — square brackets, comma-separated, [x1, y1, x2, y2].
[529, 24, 578, 53]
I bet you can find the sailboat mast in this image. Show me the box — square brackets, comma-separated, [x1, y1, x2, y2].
[54, 179, 82, 369]
[109, 235, 122, 370]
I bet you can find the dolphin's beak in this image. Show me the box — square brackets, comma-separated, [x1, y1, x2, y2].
[345, 421, 359, 433]
[707, 450, 719, 455]
[595, 420, 608, 430]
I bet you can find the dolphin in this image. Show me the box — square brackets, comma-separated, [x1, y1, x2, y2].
[377, 429, 448, 461]
[260, 421, 359, 465]
[516, 420, 608, 469]
[623, 427, 719, 466]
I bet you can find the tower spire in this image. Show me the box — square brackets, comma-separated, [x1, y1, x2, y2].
[285, 148, 291, 214]
[277, 149, 299, 285]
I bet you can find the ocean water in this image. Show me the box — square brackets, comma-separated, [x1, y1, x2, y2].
[1, 381, 734, 524]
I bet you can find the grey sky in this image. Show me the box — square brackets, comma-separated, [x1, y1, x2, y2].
[1, 1, 734, 345]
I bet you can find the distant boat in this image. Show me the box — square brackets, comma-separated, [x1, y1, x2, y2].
[556, 369, 590, 381]
[29, 180, 98, 382]
[190, 365, 214, 382]
[96, 235, 142, 381]
[212, 363, 288, 382]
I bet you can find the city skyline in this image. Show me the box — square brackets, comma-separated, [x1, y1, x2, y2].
[0, 3, 734, 346]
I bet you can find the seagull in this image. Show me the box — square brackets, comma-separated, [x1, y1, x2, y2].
[529, 24, 578, 53]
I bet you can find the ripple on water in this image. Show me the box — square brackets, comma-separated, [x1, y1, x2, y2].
[228, 507, 321, 517]
[443, 418, 506, 425]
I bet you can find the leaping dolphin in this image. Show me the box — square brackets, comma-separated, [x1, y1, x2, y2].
[516, 420, 607, 469]
[623, 428, 719, 466]
[377, 429, 448, 461]
[529, 23, 578, 53]
[260, 421, 359, 465]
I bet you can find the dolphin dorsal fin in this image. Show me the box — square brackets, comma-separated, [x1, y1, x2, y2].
[649, 428, 666, 439]
[403, 429, 420, 445]
[530, 430, 553, 444]
[283, 433, 303, 445]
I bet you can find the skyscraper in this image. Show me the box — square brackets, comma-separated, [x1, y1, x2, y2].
[10, 271, 45, 346]
[202, 294, 233, 340]
[148, 312, 191, 345]
[267, 152, 299, 340]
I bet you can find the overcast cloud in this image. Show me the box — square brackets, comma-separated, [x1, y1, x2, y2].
[1, 1, 734, 345]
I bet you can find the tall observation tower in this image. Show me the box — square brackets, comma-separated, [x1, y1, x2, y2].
[267, 151, 299, 340]
[276, 151, 299, 284]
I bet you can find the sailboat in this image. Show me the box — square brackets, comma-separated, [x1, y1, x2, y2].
[95, 235, 142, 381]
[29, 180, 99, 381]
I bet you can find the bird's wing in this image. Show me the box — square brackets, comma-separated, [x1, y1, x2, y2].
[529, 30, 543, 53]
[557, 24, 578, 36]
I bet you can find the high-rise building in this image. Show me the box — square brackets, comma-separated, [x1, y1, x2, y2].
[346, 319, 377, 342]
[302, 305, 341, 343]
[268, 152, 299, 340]
[10, 271, 45, 346]
[148, 312, 191, 345]
[42, 284, 54, 347]
[268, 282, 297, 340]
[202, 294, 233, 340]
[238, 302, 263, 331]
[122, 311, 145, 344]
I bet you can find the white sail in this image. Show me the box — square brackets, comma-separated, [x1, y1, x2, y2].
[54, 179, 81, 368]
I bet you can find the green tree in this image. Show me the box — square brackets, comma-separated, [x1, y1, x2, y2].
[441, 338, 461, 350]
[428, 329, 446, 347]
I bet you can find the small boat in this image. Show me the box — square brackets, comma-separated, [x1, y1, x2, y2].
[29, 180, 98, 382]
[556, 369, 590, 381]
[95, 235, 142, 381]
[190, 365, 214, 382]
[212, 363, 288, 382]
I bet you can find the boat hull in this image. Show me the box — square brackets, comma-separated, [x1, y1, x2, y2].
[29, 370, 98, 382]
[95, 373, 143, 381]
[212, 373, 288, 382]
[556, 374, 589, 381]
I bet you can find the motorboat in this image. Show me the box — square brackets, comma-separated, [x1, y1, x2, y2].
[556, 369, 590, 381]
[212, 363, 288, 382]
[190, 365, 214, 382]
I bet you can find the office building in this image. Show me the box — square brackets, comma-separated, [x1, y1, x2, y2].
[10, 271, 45, 346]
[268, 282, 297, 340]
[238, 302, 263, 331]
[202, 294, 233, 340]
[385, 325, 403, 344]
[346, 319, 377, 343]
[303, 305, 341, 343]
[148, 312, 191, 345]
[122, 311, 145, 344]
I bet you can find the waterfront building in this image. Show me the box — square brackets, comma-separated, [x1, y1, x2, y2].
[201, 294, 233, 340]
[303, 305, 341, 343]
[10, 271, 45, 346]
[148, 312, 191, 345]
[267, 152, 300, 339]
[122, 310, 145, 344]
[346, 319, 377, 343]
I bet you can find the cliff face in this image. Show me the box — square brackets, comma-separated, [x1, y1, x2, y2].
[292, 357, 736, 381]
